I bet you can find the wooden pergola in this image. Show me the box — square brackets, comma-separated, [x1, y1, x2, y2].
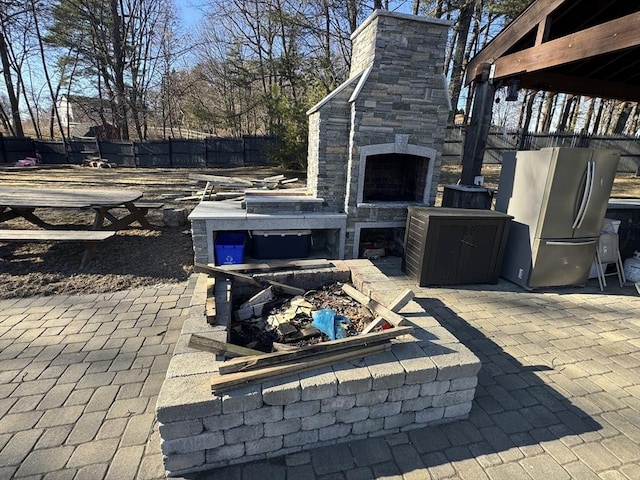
[460, 0, 640, 185]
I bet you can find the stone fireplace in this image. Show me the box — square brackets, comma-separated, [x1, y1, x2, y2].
[307, 10, 451, 258]
[188, 10, 451, 264]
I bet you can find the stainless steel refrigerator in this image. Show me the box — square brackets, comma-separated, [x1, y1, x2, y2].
[496, 147, 620, 289]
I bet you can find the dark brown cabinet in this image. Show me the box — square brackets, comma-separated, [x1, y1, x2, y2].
[402, 207, 512, 286]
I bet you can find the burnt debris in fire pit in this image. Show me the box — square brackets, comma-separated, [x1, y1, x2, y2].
[230, 282, 375, 353]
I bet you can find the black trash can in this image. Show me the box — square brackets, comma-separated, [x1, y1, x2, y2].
[441, 184, 493, 209]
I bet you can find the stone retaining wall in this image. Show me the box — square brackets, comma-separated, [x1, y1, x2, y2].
[156, 260, 481, 476]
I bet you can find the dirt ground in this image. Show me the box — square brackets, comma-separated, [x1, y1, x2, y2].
[1, 162, 639, 299]
[0, 165, 305, 299]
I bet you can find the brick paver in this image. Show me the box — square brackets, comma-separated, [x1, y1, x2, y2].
[1, 261, 640, 479]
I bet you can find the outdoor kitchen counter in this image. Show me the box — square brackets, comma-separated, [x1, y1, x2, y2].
[189, 201, 347, 263]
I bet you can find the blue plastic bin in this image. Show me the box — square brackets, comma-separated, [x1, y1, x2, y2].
[214, 232, 246, 265]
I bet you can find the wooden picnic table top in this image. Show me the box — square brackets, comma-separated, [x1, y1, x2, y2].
[0, 186, 143, 209]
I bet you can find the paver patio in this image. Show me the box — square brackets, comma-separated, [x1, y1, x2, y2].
[0, 257, 639, 479]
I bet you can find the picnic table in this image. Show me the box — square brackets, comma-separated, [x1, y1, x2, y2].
[0, 186, 158, 229]
[0, 186, 163, 267]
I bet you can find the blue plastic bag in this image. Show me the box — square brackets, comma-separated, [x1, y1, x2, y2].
[311, 308, 351, 340]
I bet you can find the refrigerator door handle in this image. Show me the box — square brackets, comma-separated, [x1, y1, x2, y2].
[572, 161, 592, 229]
[545, 240, 597, 246]
[576, 160, 596, 230]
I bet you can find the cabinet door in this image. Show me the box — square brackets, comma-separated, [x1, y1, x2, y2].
[458, 222, 501, 283]
[423, 221, 464, 285]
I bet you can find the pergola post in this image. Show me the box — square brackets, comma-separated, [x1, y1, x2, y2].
[460, 63, 495, 186]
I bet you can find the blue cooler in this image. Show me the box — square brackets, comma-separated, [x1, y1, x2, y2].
[251, 230, 311, 259]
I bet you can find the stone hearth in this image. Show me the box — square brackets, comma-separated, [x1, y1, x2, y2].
[156, 260, 480, 476]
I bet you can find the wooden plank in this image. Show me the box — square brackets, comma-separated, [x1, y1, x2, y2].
[341, 284, 408, 327]
[244, 189, 308, 196]
[280, 178, 299, 184]
[206, 297, 216, 324]
[361, 288, 415, 334]
[188, 173, 254, 186]
[211, 343, 390, 393]
[188, 335, 263, 358]
[194, 263, 263, 287]
[175, 195, 202, 202]
[0, 186, 142, 209]
[218, 259, 333, 273]
[0, 229, 115, 242]
[239, 286, 274, 309]
[219, 325, 413, 374]
[194, 263, 305, 295]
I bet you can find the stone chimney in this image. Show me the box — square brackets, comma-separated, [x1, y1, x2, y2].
[307, 10, 451, 258]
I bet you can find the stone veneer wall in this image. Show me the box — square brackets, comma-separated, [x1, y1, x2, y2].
[190, 219, 208, 265]
[306, 74, 360, 212]
[156, 260, 481, 476]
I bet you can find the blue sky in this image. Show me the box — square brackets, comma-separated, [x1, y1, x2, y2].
[176, 1, 206, 30]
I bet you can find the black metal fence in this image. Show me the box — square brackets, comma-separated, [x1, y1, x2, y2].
[442, 128, 640, 172]
[0, 134, 278, 168]
[3, 130, 639, 173]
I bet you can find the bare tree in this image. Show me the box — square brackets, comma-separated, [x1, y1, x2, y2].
[0, 1, 30, 136]
[46, 0, 179, 140]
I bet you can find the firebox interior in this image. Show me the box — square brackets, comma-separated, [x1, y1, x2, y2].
[363, 153, 428, 202]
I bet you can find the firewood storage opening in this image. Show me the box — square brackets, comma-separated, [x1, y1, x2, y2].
[359, 227, 405, 259]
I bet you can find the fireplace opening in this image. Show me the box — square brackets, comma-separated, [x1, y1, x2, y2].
[359, 227, 405, 258]
[363, 153, 428, 202]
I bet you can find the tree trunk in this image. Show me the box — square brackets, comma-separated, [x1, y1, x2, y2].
[557, 94, 572, 132]
[546, 93, 559, 132]
[347, 0, 358, 33]
[538, 92, 554, 132]
[613, 101, 632, 134]
[519, 90, 537, 149]
[447, 2, 474, 124]
[629, 104, 640, 135]
[568, 96, 581, 131]
[0, 31, 24, 137]
[583, 97, 595, 133]
[593, 98, 605, 134]
[29, 0, 67, 143]
[602, 100, 615, 134]
[110, 0, 129, 139]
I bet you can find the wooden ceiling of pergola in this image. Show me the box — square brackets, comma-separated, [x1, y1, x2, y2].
[465, 0, 640, 102]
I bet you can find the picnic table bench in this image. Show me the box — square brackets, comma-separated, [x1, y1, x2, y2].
[0, 229, 116, 268]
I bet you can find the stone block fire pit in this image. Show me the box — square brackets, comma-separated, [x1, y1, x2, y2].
[156, 260, 481, 476]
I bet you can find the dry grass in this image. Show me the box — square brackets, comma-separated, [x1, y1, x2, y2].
[438, 163, 640, 198]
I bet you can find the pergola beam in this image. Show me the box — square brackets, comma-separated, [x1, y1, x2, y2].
[492, 11, 640, 80]
[520, 72, 640, 102]
[465, 0, 566, 84]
